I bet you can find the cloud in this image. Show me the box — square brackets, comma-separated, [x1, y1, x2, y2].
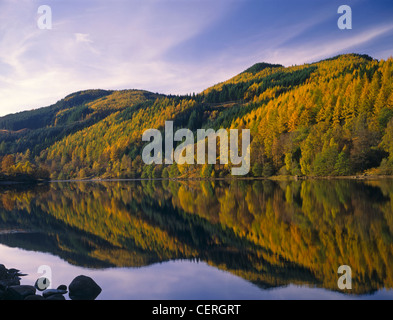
[0, 0, 392, 117]
[266, 23, 393, 66]
[0, 0, 238, 116]
[74, 33, 93, 44]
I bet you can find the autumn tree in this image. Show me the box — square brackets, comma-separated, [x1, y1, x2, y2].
[1, 155, 15, 174]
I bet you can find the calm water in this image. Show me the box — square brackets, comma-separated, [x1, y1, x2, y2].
[1, 179, 393, 300]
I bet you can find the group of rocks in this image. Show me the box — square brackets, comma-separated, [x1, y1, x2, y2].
[0, 264, 102, 300]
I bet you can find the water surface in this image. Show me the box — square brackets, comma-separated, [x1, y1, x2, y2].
[1, 179, 393, 300]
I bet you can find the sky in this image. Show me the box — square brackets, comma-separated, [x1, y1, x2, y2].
[0, 0, 392, 117]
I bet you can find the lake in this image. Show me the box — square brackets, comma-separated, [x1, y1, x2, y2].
[0, 179, 393, 300]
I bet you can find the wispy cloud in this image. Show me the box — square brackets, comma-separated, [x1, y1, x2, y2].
[264, 23, 393, 66]
[0, 0, 237, 115]
[75, 33, 93, 44]
[0, 0, 392, 117]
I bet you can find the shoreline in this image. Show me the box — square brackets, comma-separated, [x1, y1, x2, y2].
[0, 264, 102, 300]
[0, 175, 393, 186]
[43, 174, 393, 184]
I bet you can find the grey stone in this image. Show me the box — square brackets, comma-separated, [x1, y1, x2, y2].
[69, 275, 101, 300]
[43, 289, 67, 298]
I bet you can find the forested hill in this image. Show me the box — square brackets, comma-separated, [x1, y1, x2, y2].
[0, 53, 393, 180]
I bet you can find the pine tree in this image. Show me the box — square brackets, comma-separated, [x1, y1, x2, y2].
[252, 163, 263, 177]
[334, 150, 351, 176]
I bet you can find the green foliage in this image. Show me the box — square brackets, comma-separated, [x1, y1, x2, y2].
[203, 65, 317, 104]
[201, 164, 214, 178]
[378, 108, 393, 129]
[262, 163, 274, 177]
[334, 151, 351, 176]
[241, 62, 283, 75]
[312, 140, 339, 176]
[381, 118, 393, 159]
[169, 164, 181, 178]
[377, 158, 393, 175]
[252, 163, 263, 177]
[0, 90, 112, 131]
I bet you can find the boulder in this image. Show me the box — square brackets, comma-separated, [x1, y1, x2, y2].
[0, 265, 7, 279]
[0, 278, 20, 290]
[69, 275, 101, 300]
[57, 285, 67, 291]
[7, 268, 20, 275]
[5, 285, 36, 300]
[45, 294, 66, 301]
[43, 289, 68, 298]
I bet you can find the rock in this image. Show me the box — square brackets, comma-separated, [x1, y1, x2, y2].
[16, 273, 28, 277]
[45, 294, 66, 301]
[43, 289, 67, 298]
[0, 264, 7, 279]
[25, 295, 45, 300]
[57, 285, 67, 291]
[0, 278, 20, 290]
[7, 268, 20, 274]
[69, 275, 101, 300]
[5, 285, 36, 300]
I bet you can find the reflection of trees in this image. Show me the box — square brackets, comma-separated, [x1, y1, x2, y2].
[0, 179, 392, 294]
[171, 179, 393, 294]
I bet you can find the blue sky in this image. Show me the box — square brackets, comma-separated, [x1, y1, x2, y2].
[0, 0, 392, 116]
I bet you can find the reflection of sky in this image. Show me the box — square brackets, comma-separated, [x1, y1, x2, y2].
[1, 244, 392, 300]
[0, 0, 393, 116]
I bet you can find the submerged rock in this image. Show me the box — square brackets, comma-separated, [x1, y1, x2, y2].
[69, 275, 102, 300]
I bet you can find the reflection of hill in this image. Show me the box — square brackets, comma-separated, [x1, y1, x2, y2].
[0, 179, 392, 294]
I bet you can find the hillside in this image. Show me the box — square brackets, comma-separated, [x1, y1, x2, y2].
[0, 53, 393, 180]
